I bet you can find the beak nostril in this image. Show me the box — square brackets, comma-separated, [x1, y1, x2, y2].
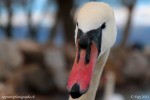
[69, 83, 82, 99]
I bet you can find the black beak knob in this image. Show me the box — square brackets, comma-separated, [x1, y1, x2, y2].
[69, 83, 82, 99]
[78, 35, 90, 49]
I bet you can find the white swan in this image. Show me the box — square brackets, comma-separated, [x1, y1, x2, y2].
[103, 71, 124, 100]
[67, 2, 117, 100]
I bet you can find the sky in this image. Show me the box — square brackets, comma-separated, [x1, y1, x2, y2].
[0, 0, 150, 45]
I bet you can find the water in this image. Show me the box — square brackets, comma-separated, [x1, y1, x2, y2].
[0, 25, 149, 46]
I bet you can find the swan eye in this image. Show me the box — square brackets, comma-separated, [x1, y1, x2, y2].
[101, 22, 106, 29]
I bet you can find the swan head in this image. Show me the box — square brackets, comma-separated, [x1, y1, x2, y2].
[67, 2, 117, 99]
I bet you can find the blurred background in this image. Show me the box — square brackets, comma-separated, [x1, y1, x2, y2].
[0, 0, 150, 100]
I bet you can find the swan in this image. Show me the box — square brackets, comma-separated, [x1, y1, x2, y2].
[67, 2, 117, 100]
[103, 71, 124, 100]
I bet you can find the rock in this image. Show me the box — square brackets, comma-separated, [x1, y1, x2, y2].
[0, 40, 23, 69]
[44, 47, 67, 91]
[24, 64, 54, 94]
[123, 50, 149, 78]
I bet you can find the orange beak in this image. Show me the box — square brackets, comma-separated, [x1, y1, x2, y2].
[67, 44, 98, 99]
